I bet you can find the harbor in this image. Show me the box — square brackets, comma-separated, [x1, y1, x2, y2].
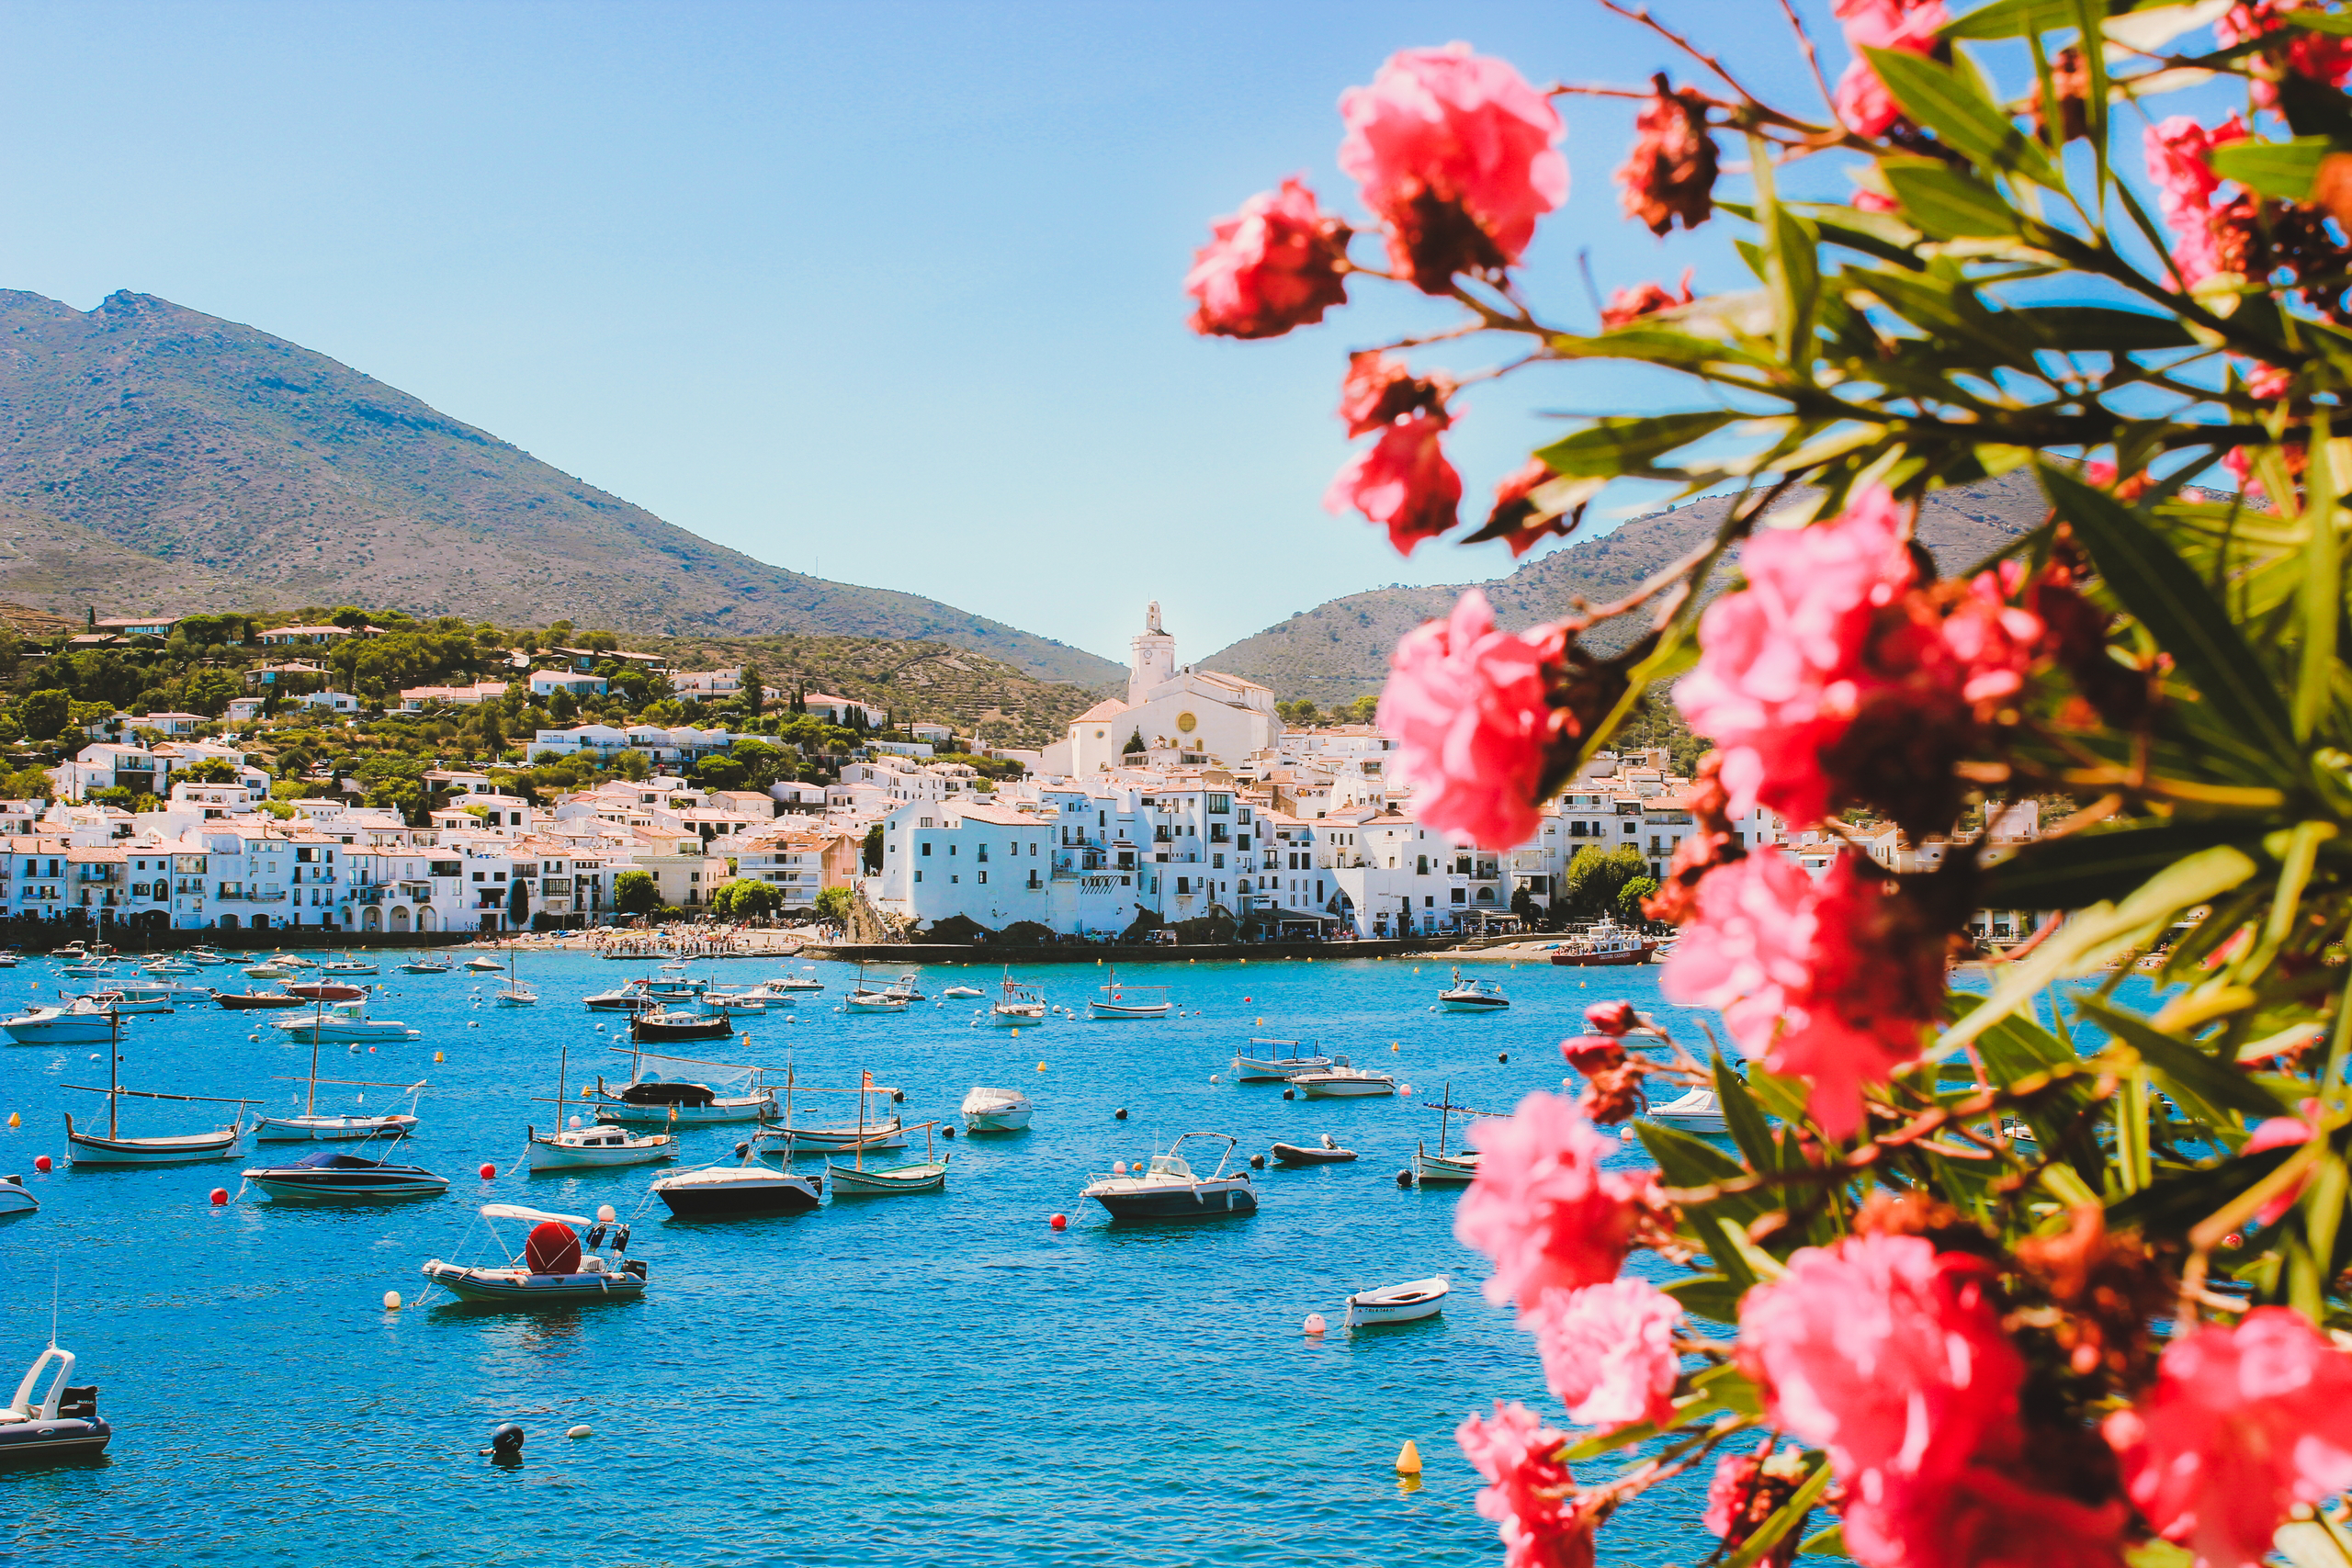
[1, 945, 1726, 1564]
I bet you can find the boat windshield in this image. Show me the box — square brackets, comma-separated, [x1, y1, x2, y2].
[1147, 1154, 1192, 1179]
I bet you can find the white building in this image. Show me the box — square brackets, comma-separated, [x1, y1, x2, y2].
[1040, 604, 1280, 777]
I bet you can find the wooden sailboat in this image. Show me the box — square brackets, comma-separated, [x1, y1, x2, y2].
[254, 1029, 425, 1141]
[63, 1011, 256, 1165]
[528, 1045, 677, 1168]
[826, 1076, 948, 1194]
[1413, 1083, 1489, 1186]
[494, 949, 538, 1007]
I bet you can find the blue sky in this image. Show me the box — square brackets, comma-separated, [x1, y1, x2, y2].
[0, 1, 2161, 661]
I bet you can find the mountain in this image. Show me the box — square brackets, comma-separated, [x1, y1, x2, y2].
[0, 289, 1125, 689]
[1204, 470, 2055, 706]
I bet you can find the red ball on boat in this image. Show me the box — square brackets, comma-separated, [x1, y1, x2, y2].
[1048, 1213, 1068, 1230]
[479, 1162, 496, 1179]
[209, 1188, 228, 1205]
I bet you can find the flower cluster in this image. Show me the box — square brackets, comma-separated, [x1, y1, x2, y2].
[1182, 178, 1351, 340]
[1376, 590, 1566, 850]
[2215, 2, 2352, 108]
[1833, 0, 1950, 137]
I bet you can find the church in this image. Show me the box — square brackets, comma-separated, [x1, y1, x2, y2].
[1037, 604, 1282, 775]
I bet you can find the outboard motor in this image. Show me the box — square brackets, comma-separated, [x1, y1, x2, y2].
[612, 1224, 630, 1254]
[582, 1224, 607, 1250]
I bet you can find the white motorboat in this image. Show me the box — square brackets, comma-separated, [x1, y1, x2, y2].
[62, 1021, 254, 1165]
[243, 1148, 449, 1201]
[254, 1033, 425, 1142]
[1290, 1063, 1396, 1099]
[1343, 1275, 1450, 1327]
[320, 955, 379, 976]
[396, 960, 452, 975]
[78, 987, 174, 1016]
[1080, 1134, 1257, 1220]
[274, 953, 318, 970]
[583, 981, 659, 1013]
[0, 1174, 36, 1216]
[3, 997, 121, 1046]
[462, 956, 505, 973]
[1645, 1086, 1731, 1134]
[421, 1205, 647, 1305]
[844, 987, 911, 1013]
[775, 967, 825, 992]
[184, 948, 231, 966]
[702, 989, 768, 1014]
[141, 958, 198, 976]
[1089, 971, 1171, 1020]
[0, 1339, 110, 1461]
[271, 1000, 421, 1044]
[1437, 968, 1510, 1011]
[960, 1085, 1035, 1132]
[55, 963, 115, 980]
[650, 1144, 821, 1217]
[526, 1045, 676, 1168]
[1232, 1040, 1334, 1081]
[243, 963, 292, 980]
[942, 984, 985, 999]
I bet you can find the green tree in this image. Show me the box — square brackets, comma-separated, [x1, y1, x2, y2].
[1563, 845, 1646, 919]
[811, 885, 853, 925]
[18, 689, 67, 741]
[612, 749, 651, 782]
[178, 757, 239, 784]
[1123, 728, 1147, 755]
[506, 876, 531, 927]
[0, 763, 55, 801]
[739, 663, 763, 716]
[612, 869, 660, 917]
[713, 877, 782, 919]
[548, 687, 577, 723]
[1614, 876, 1657, 927]
[694, 755, 747, 793]
[181, 669, 241, 717]
[861, 823, 883, 874]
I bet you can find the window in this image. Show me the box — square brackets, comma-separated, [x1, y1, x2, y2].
[1623, 820, 1636, 834]
[1177, 877, 1190, 894]
[921, 842, 932, 856]
[978, 871, 988, 885]
[1207, 794, 1231, 814]
[915, 870, 923, 882]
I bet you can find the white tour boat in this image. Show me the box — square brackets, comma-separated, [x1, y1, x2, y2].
[960, 1085, 1035, 1132]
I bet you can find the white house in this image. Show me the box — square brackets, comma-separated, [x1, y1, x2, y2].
[297, 690, 362, 714]
[529, 670, 608, 699]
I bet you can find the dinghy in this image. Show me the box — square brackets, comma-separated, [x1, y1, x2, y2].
[0, 1338, 109, 1462]
[828, 1121, 949, 1195]
[960, 1085, 1034, 1132]
[1271, 1134, 1357, 1166]
[421, 1205, 647, 1305]
[1343, 1275, 1449, 1327]
[0, 1175, 36, 1216]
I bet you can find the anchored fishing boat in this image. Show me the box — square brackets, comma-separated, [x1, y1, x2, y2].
[1289, 1062, 1396, 1099]
[1413, 1085, 1495, 1186]
[214, 989, 307, 1011]
[1343, 1275, 1449, 1327]
[1231, 1040, 1334, 1081]
[979, 968, 1046, 1027]
[1435, 968, 1510, 1012]
[254, 1032, 424, 1142]
[1080, 1133, 1257, 1220]
[80, 986, 174, 1016]
[775, 965, 825, 992]
[629, 1006, 735, 1043]
[284, 979, 368, 1004]
[526, 1047, 676, 1169]
[767, 1071, 906, 1151]
[395, 959, 452, 975]
[828, 1116, 949, 1195]
[63, 1014, 254, 1165]
[421, 1205, 646, 1305]
[1088, 971, 1170, 1020]
[492, 952, 537, 1007]
[588, 1046, 776, 1125]
[960, 1085, 1034, 1132]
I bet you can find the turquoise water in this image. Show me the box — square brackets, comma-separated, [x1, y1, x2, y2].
[0, 952, 1732, 1566]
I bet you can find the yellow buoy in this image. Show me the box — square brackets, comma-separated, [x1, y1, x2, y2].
[1256, 1018, 1263, 1027]
[433, 1051, 444, 1063]
[1396, 1439, 1423, 1475]
[1037, 1061, 1047, 1072]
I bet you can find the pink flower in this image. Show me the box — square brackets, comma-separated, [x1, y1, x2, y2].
[1615, 77, 1715, 236]
[2144, 116, 2248, 288]
[1584, 999, 1638, 1036]
[1741, 1234, 2024, 1506]
[2216, 3, 2352, 108]
[1337, 350, 1448, 438]
[1599, 270, 1695, 331]
[2242, 1106, 2317, 1227]
[1660, 848, 1943, 1138]
[1454, 1091, 1653, 1307]
[1325, 410, 1463, 556]
[1844, 1461, 2131, 1568]
[1377, 589, 1564, 850]
[1483, 457, 1581, 558]
[2105, 1308, 2352, 1568]
[1524, 1278, 1683, 1429]
[1705, 1442, 1816, 1568]
[1456, 1400, 1597, 1568]
[1338, 42, 1567, 293]
[1831, 0, 1951, 137]
[1182, 176, 1351, 340]
[1674, 484, 2040, 834]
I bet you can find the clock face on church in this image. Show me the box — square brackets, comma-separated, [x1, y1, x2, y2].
[1176, 711, 1197, 734]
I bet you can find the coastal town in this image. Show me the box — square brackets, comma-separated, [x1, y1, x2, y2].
[0, 601, 2045, 951]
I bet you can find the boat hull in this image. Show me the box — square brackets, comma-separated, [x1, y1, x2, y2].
[1415, 1149, 1480, 1185]
[1088, 1004, 1170, 1020]
[1270, 1143, 1357, 1166]
[245, 1170, 449, 1200]
[1345, 1280, 1449, 1326]
[963, 1106, 1033, 1132]
[216, 993, 306, 1010]
[771, 1122, 907, 1151]
[1084, 1181, 1257, 1220]
[591, 1097, 774, 1127]
[1548, 946, 1655, 967]
[1294, 1078, 1395, 1099]
[984, 1007, 1044, 1027]
[826, 1160, 948, 1194]
[421, 1260, 647, 1304]
[526, 1132, 676, 1169]
[64, 1117, 241, 1166]
[1437, 997, 1510, 1012]
[4, 1015, 116, 1045]
[253, 1114, 417, 1142]
[0, 1418, 110, 1463]
[650, 1174, 820, 1216]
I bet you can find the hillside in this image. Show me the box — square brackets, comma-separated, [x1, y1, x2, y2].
[635, 631, 1098, 748]
[1205, 470, 2054, 705]
[0, 289, 1124, 689]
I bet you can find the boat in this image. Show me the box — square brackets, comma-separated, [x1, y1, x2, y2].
[3, 997, 122, 1046]
[650, 1143, 821, 1217]
[254, 1032, 424, 1142]
[829, 1120, 949, 1195]
[492, 951, 537, 1007]
[767, 1072, 906, 1150]
[273, 953, 318, 970]
[775, 966, 825, 992]
[701, 989, 768, 1014]
[630, 1006, 736, 1043]
[981, 968, 1046, 1027]
[320, 955, 379, 976]
[62, 1015, 254, 1165]
[141, 958, 198, 976]
[1548, 917, 1657, 967]
[526, 1046, 677, 1169]
[396, 960, 452, 976]
[1231, 1040, 1335, 1081]
[243, 963, 291, 981]
[462, 955, 505, 973]
[589, 1046, 777, 1125]
[0, 1336, 109, 1462]
[1080, 1133, 1257, 1220]
[960, 1085, 1035, 1132]
[1414, 1085, 1490, 1186]
[243, 1147, 449, 1200]
[184, 948, 231, 966]
[0, 952, 19, 970]
[582, 983, 659, 1012]
[285, 979, 367, 1003]
[272, 1000, 421, 1044]
[1271, 1134, 1357, 1166]
[421, 1205, 647, 1305]
[843, 963, 914, 1011]
[78, 987, 174, 1016]
[1343, 1275, 1449, 1327]
[216, 990, 307, 1010]
[1089, 971, 1171, 1020]
[53, 964, 114, 980]
[1436, 967, 1510, 1011]
[1290, 1062, 1396, 1099]
[0, 1175, 35, 1216]
[1645, 1086, 1731, 1134]
[942, 984, 985, 999]
[121, 976, 214, 1001]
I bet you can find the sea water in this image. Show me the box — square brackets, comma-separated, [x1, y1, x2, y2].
[0, 951, 2085, 1565]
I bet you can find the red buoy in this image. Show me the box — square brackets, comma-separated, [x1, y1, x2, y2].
[33, 1155, 51, 1173]
[209, 1188, 228, 1205]
[1048, 1213, 1069, 1230]
[479, 1162, 496, 1179]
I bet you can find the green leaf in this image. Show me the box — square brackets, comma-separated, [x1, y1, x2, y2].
[1867, 47, 2062, 186]
[2014, 304, 2198, 352]
[1724, 1459, 1833, 1568]
[1531, 411, 1741, 479]
[2077, 995, 2290, 1120]
[2038, 462, 2301, 765]
[2296, 416, 2339, 743]
[1768, 205, 1821, 364]
[1801, 1522, 1849, 1559]
[1883, 157, 2022, 239]
[2208, 137, 2337, 203]
[1661, 1273, 1746, 1325]
[1713, 1056, 1780, 1173]
[1982, 821, 2272, 908]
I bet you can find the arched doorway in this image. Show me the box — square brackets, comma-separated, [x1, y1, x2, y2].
[418, 908, 437, 932]
[390, 905, 412, 933]
[216, 914, 239, 931]
[362, 908, 381, 931]
[250, 915, 269, 931]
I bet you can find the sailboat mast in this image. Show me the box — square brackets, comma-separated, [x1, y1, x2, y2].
[854, 1069, 866, 1172]
[107, 1008, 120, 1139]
[306, 1032, 321, 1119]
